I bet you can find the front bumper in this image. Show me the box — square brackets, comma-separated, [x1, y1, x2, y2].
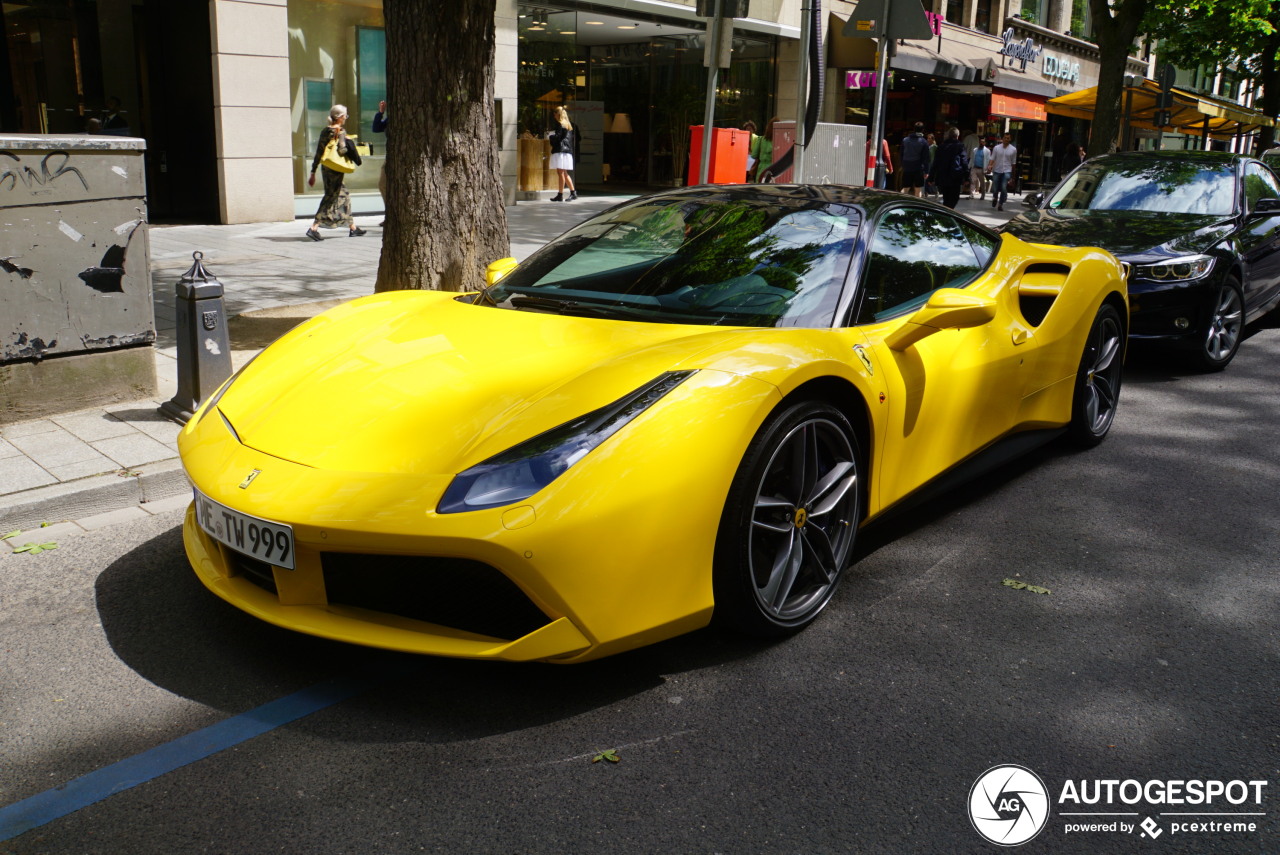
[1126, 276, 1215, 342]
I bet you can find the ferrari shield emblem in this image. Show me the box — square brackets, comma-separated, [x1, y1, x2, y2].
[238, 469, 261, 489]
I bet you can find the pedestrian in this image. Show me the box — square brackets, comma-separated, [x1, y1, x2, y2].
[751, 117, 777, 182]
[924, 133, 939, 198]
[931, 127, 968, 209]
[306, 104, 365, 241]
[373, 99, 389, 226]
[1061, 141, 1085, 174]
[986, 132, 1017, 212]
[871, 137, 893, 189]
[547, 105, 577, 202]
[969, 137, 991, 199]
[900, 122, 929, 197]
[101, 96, 130, 135]
[742, 120, 759, 180]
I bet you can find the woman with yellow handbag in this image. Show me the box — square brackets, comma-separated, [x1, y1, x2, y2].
[306, 104, 365, 241]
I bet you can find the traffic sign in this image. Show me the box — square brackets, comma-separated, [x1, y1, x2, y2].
[843, 0, 933, 41]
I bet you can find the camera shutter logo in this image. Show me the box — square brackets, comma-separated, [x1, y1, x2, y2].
[969, 765, 1050, 846]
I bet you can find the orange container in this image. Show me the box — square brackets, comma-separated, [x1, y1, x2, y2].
[687, 126, 751, 185]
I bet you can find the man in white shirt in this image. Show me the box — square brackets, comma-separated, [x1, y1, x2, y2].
[969, 139, 991, 199]
[986, 133, 1017, 211]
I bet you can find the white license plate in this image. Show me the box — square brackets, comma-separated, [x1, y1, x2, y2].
[194, 489, 296, 570]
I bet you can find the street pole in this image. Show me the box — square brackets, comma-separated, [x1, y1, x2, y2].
[697, 0, 723, 184]
[871, 7, 891, 189]
[793, 0, 813, 182]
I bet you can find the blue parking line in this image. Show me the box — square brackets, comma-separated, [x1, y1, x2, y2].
[0, 664, 414, 842]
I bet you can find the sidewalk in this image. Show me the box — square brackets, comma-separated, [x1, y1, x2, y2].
[0, 191, 1021, 541]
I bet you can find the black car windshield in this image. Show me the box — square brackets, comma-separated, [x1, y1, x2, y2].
[487, 193, 859, 328]
[1046, 160, 1236, 216]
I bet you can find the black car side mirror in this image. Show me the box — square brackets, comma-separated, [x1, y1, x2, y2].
[1023, 192, 1043, 210]
[1251, 197, 1280, 217]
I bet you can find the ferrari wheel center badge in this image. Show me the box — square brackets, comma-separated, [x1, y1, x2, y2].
[793, 508, 808, 528]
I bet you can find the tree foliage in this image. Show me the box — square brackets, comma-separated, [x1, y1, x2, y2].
[1145, 0, 1280, 148]
[375, 0, 510, 293]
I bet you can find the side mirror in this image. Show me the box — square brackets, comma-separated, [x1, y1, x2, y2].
[485, 256, 519, 285]
[1022, 192, 1044, 210]
[1250, 197, 1280, 218]
[885, 289, 998, 351]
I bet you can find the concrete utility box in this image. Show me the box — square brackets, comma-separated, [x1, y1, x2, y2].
[0, 134, 155, 425]
[769, 122, 867, 186]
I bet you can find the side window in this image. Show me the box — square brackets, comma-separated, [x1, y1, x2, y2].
[856, 208, 984, 323]
[1244, 163, 1280, 210]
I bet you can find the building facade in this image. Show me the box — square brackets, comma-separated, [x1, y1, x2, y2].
[0, 0, 1205, 225]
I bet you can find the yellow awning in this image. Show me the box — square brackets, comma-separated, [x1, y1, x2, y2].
[1047, 78, 1275, 140]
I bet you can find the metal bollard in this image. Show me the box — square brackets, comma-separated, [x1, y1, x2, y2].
[160, 251, 233, 424]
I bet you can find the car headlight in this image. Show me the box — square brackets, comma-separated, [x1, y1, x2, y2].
[1132, 255, 1214, 282]
[437, 370, 696, 514]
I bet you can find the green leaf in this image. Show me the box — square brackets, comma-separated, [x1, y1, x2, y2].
[1002, 578, 1050, 594]
[591, 749, 620, 764]
[1, 530, 19, 540]
[39, 521, 51, 528]
[14, 542, 57, 555]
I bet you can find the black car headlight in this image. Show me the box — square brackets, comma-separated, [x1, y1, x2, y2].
[437, 370, 696, 514]
[1132, 255, 1214, 283]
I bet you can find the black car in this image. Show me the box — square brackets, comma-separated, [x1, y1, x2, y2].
[1004, 151, 1280, 370]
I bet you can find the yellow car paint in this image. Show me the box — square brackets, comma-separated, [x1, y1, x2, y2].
[179, 232, 1125, 663]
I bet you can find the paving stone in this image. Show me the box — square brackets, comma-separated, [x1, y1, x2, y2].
[0, 439, 21, 460]
[90, 433, 178, 468]
[10, 428, 113, 469]
[77, 506, 152, 531]
[1, 419, 60, 439]
[5, 520, 85, 550]
[142, 493, 194, 515]
[51, 411, 135, 442]
[46, 458, 123, 482]
[0, 457, 57, 492]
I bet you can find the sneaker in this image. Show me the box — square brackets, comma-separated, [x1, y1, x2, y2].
[305, 228, 323, 242]
[549, 194, 563, 202]
[349, 227, 367, 237]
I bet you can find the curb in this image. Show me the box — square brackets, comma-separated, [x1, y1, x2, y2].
[0, 458, 190, 531]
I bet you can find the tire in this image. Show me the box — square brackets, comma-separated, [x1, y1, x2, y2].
[713, 400, 862, 637]
[1067, 303, 1125, 448]
[1196, 278, 1244, 372]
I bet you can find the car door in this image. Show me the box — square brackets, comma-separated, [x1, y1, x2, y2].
[1237, 162, 1280, 316]
[851, 205, 1024, 509]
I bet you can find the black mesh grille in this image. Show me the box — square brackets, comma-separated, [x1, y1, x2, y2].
[228, 552, 278, 595]
[321, 554, 550, 641]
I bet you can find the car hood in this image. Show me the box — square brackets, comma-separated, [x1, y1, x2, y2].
[1003, 209, 1234, 259]
[215, 291, 758, 474]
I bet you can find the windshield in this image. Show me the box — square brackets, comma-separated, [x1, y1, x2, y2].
[1046, 160, 1236, 216]
[487, 193, 859, 327]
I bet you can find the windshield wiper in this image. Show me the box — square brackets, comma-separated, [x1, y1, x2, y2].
[509, 294, 619, 317]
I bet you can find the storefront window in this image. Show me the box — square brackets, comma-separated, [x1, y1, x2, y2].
[518, 2, 774, 191]
[287, 0, 385, 196]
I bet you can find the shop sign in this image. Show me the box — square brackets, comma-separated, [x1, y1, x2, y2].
[991, 91, 1047, 121]
[846, 71, 881, 89]
[1043, 53, 1081, 83]
[999, 28, 1043, 72]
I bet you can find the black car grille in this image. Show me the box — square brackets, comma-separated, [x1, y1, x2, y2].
[321, 554, 551, 641]
[228, 552, 278, 594]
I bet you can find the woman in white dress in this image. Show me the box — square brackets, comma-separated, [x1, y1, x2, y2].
[547, 106, 577, 202]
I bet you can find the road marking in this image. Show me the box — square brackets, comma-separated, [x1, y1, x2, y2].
[0, 663, 416, 842]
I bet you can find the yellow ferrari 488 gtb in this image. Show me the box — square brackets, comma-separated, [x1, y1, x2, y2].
[179, 186, 1127, 663]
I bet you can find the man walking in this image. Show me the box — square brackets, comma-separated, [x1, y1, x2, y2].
[986, 133, 1017, 211]
[900, 122, 930, 197]
[969, 137, 991, 199]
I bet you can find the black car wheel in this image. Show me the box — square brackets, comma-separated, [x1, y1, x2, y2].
[1198, 278, 1244, 371]
[1067, 303, 1125, 448]
[713, 400, 861, 637]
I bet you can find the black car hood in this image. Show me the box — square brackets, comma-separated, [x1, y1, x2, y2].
[1003, 209, 1234, 260]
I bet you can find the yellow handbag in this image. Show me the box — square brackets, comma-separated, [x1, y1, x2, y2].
[320, 135, 356, 173]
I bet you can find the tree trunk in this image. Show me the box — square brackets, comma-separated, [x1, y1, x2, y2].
[375, 0, 509, 293]
[1086, 0, 1149, 158]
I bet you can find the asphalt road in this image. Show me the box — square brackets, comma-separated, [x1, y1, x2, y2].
[2, 319, 1278, 854]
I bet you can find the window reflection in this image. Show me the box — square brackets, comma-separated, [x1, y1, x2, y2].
[858, 208, 986, 323]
